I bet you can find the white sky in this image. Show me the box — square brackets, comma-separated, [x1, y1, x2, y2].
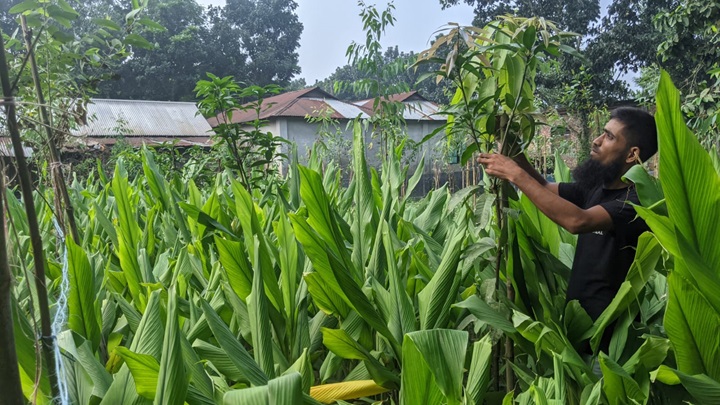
[196, 0, 475, 83]
[196, 0, 614, 84]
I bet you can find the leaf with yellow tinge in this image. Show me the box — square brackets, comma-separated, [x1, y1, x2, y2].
[310, 380, 389, 404]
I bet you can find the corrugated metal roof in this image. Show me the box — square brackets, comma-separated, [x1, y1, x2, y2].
[316, 99, 370, 119]
[72, 99, 213, 146]
[403, 100, 442, 120]
[208, 87, 444, 127]
[0, 138, 33, 157]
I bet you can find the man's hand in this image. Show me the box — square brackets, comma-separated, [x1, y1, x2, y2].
[477, 153, 524, 183]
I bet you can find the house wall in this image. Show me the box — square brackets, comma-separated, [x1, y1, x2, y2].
[253, 117, 468, 195]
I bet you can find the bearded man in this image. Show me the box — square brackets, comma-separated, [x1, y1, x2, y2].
[477, 107, 658, 353]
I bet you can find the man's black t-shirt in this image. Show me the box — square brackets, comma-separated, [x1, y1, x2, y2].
[558, 183, 648, 321]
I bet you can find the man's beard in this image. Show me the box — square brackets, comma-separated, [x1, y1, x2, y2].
[572, 155, 626, 191]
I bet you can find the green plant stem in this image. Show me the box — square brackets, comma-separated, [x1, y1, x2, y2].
[21, 16, 79, 243]
[0, 29, 60, 404]
[0, 166, 24, 405]
[496, 54, 532, 394]
[456, 74, 484, 155]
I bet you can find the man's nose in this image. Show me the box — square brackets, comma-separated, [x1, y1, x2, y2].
[592, 133, 603, 146]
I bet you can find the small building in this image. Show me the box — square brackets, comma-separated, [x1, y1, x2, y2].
[207, 87, 448, 175]
[71, 99, 213, 149]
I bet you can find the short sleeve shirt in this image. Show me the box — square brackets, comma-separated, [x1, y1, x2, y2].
[558, 183, 648, 320]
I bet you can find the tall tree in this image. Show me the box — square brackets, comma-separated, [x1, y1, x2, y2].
[439, 0, 600, 35]
[94, 0, 303, 100]
[97, 0, 212, 100]
[655, 0, 720, 90]
[224, 0, 303, 86]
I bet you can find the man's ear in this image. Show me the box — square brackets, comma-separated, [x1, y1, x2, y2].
[626, 146, 641, 164]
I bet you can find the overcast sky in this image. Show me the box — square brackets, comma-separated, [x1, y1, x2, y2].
[196, 0, 475, 83]
[196, 0, 613, 84]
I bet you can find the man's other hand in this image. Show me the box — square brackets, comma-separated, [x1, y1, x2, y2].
[477, 153, 523, 183]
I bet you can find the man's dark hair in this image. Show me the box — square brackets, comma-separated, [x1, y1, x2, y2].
[610, 107, 658, 162]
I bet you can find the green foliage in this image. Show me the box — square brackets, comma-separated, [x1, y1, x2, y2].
[438, 0, 600, 35]
[634, 71, 720, 403]
[90, 0, 303, 100]
[418, 16, 580, 163]
[318, 46, 451, 103]
[195, 73, 287, 193]
[2, 0, 156, 159]
[334, 1, 412, 160]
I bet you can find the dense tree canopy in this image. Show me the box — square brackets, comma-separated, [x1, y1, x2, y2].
[90, 0, 302, 101]
[438, 0, 600, 35]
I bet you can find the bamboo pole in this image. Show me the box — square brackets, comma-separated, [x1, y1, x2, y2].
[0, 166, 24, 405]
[21, 16, 79, 243]
[0, 29, 61, 402]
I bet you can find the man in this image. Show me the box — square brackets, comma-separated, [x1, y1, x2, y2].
[477, 107, 658, 352]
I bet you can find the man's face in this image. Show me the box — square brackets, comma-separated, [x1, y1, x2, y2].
[590, 118, 630, 166]
[572, 119, 632, 190]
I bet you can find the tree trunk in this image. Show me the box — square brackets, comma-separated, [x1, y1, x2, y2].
[0, 28, 61, 403]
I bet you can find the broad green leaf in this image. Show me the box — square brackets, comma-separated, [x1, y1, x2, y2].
[711, 146, 720, 176]
[452, 295, 515, 333]
[141, 148, 171, 211]
[350, 120, 378, 273]
[192, 340, 242, 381]
[115, 348, 159, 399]
[215, 236, 252, 301]
[304, 272, 350, 317]
[92, 17, 122, 31]
[284, 349, 313, 393]
[248, 237, 276, 378]
[664, 272, 720, 379]
[382, 220, 415, 344]
[512, 311, 590, 379]
[529, 384, 549, 405]
[321, 328, 399, 388]
[101, 290, 163, 405]
[125, 33, 154, 49]
[400, 330, 468, 405]
[66, 239, 101, 351]
[291, 211, 396, 349]
[599, 353, 647, 405]
[622, 165, 666, 215]
[223, 373, 303, 405]
[655, 71, 720, 275]
[418, 220, 467, 329]
[154, 287, 187, 405]
[231, 181, 283, 310]
[622, 336, 670, 375]
[653, 366, 720, 404]
[9, 0, 41, 14]
[74, 338, 113, 398]
[553, 150, 571, 183]
[466, 334, 493, 405]
[553, 352, 567, 404]
[112, 160, 145, 310]
[200, 299, 268, 386]
[137, 17, 166, 31]
[273, 204, 301, 327]
[268, 372, 303, 405]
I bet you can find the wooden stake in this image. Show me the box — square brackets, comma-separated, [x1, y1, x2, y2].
[0, 28, 61, 403]
[20, 16, 79, 243]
